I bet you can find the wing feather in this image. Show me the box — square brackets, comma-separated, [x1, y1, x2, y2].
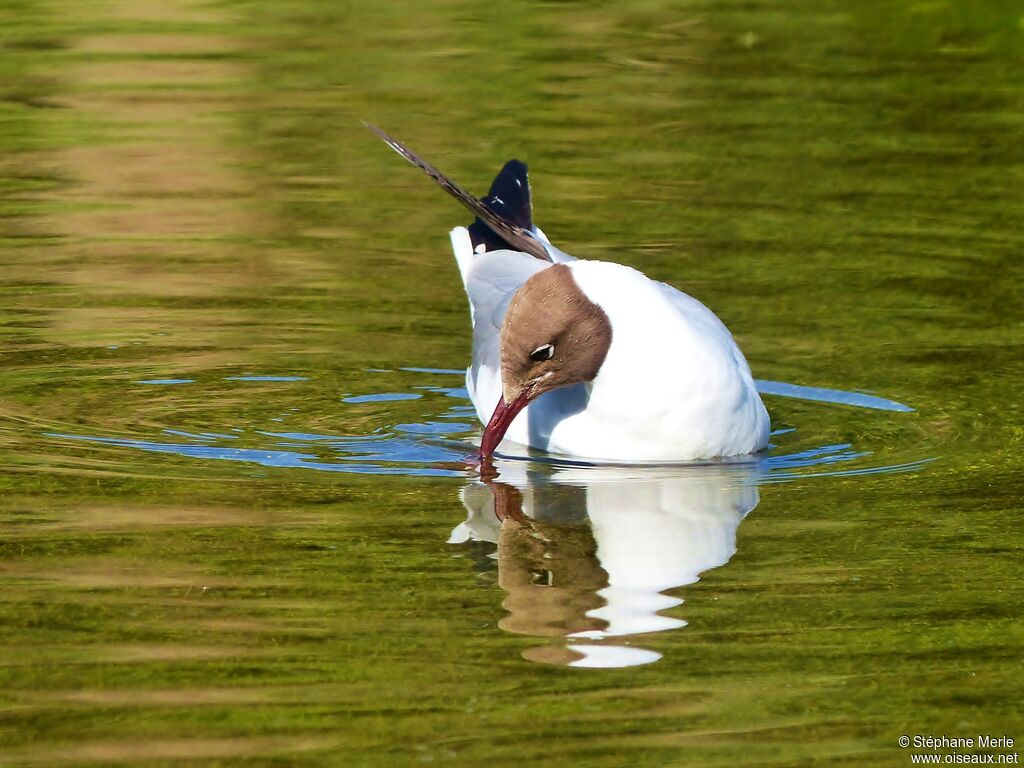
[365, 122, 551, 262]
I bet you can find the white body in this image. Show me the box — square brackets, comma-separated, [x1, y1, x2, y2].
[451, 226, 770, 461]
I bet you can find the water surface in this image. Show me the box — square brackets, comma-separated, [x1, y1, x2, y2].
[0, 0, 1021, 765]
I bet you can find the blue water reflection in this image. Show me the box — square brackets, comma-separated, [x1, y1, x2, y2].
[52, 369, 927, 481]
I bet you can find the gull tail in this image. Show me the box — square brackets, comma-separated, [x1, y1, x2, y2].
[364, 121, 551, 263]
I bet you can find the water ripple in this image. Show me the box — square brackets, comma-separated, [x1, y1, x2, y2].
[47, 370, 931, 484]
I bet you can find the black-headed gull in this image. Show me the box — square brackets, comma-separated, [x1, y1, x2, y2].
[367, 124, 770, 461]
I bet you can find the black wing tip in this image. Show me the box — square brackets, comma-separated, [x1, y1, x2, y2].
[469, 159, 534, 253]
[499, 158, 528, 177]
[365, 121, 550, 262]
[467, 218, 509, 253]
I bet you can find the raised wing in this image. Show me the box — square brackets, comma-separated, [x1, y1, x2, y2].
[365, 122, 552, 262]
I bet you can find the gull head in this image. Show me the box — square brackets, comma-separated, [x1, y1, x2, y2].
[480, 264, 612, 459]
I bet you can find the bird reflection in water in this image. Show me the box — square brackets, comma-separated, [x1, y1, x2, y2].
[449, 459, 760, 668]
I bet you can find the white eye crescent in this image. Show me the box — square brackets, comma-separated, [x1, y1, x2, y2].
[530, 344, 555, 362]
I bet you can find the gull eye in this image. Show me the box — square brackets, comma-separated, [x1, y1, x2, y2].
[530, 343, 555, 362]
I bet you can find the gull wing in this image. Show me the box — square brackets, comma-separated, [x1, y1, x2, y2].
[365, 122, 551, 262]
